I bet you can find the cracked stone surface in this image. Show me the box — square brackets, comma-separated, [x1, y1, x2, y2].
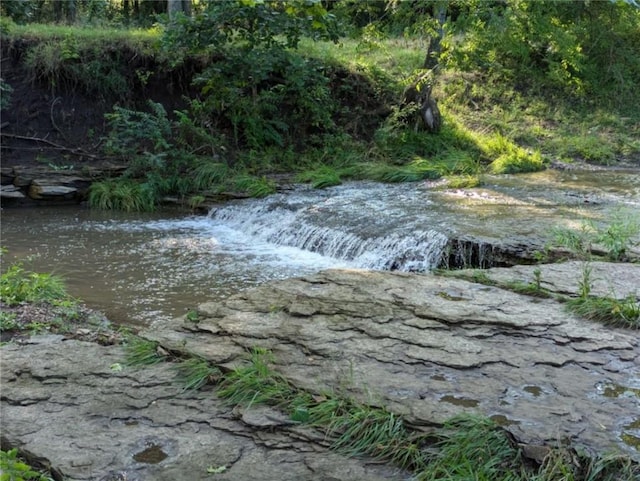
[142, 265, 640, 461]
[456, 261, 640, 300]
[2, 263, 638, 479]
[0, 336, 402, 481]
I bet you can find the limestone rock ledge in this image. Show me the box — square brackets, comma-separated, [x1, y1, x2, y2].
[1, 263, 638, 480]
[143, 266, 640, 461]
[1, 336, 399, 481]
[0, 164, 126, 206]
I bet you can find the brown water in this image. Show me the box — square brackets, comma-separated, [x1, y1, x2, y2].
[0, 207, 345, 326]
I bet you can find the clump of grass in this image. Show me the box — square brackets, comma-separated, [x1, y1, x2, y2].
[549, 210, 639, 262]
[173, 357, 221, 391]
[124, 336, 167, 366]
[357, 160, 441, 183]
[232, 175, 277, 198]
[444, 174, 483, 189]
[566, 295, 639, 329]
[88, 179, 157, 212]
[417, 414, 523, 481]
[328, 405, 428, 470]
[295, 166, 343, 189]
[217, 348, 294, 407]
[191, 161, 230, 191]
[535, 449, 640, 481]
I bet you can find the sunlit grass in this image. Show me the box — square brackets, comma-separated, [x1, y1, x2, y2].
[6, 23, 160, 44]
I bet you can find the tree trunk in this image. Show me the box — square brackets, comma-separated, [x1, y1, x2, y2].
[423, 0, 447, 70]
[167, 0, 181, 19]
[401, 73, 442, 133]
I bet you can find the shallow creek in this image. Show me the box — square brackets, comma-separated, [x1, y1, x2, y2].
[1, 168, 638, 326]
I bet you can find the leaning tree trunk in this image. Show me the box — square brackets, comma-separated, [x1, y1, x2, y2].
[400, 0, 447, 133]
[401, 74, 442, 133]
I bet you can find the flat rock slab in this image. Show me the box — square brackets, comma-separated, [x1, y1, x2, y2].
[457, 261, 640, 299]
[143, 267, 640, 460]
[0, 336, 401, 481]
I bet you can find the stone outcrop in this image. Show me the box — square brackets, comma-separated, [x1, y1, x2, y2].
[0, 164, 126, 205]
[1, 336, 400, 481]
[143, 265, 639, 460]
[1, 262, 638, 479]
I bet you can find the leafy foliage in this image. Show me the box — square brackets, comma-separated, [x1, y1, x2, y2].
[0, 448, 54, 481]
[0, 259, 68, 306]
[445, 1, 640, 112]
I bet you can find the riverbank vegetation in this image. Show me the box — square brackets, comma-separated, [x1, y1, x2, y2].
[1, 0, 639, 210]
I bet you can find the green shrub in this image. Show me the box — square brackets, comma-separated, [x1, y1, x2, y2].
[0, 261, 68, 306]
[0, 448, 54, 481]
[104, 101, 172, 158]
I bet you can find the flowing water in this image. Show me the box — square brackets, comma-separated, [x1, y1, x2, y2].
[2, 169, 638, 326]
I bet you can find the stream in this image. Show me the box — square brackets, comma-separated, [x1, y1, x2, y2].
[1, 168, 638, 326]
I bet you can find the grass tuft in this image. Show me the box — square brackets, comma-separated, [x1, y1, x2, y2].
[232, 175, 277, 198]
[173, 357, 221, 391]
[88, 179, 157, 212]
[417, 414, 523, 481]
[566, 295, 639, 329]
[124, 336, 166, 366]
[217, 348, 294, 407]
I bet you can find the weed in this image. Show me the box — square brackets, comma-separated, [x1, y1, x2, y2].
[417, 414, 523, 481]
[191, 161, 229, 191]
[172, 357, 221, 392]
[217, 348, 293, 407]
[549, 211, 639, 262]
[0, 312, 18, 331]
[0, 260, 69, 306]
[566, 295, 639, 329]
[295, 166, 343, 189]
[591, 211, 640, 261]
[0, 448, 54, 481]
[124, 336, 166, 366]
[88, 179, 156, 212]
[444, 174, 482, 189]
[185, 309, 200, 323]
[232, 175, 276, 198]
[187, 195, 206, 211]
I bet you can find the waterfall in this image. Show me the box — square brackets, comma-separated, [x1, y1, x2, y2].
[208, 186, 449, 272]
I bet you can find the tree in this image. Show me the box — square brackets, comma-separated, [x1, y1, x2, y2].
[168, 0, 191, 20]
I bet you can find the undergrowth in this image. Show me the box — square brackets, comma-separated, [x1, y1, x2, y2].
[0, 254, 69, 306]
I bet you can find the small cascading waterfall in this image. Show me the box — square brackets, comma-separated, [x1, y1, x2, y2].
[208, 192, 449, 272]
